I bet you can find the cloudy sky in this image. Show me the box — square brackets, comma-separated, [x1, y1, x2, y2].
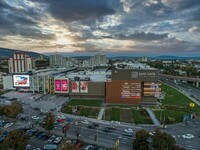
[0, 0, 200, 56]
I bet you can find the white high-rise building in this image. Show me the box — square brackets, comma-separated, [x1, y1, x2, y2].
[89, 54, 108, 66]
[8, 52, 35, 73]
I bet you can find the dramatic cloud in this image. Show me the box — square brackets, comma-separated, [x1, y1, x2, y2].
[0, 0, 200, 55]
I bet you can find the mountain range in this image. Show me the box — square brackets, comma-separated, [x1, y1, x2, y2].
[0, 47, 45, 59]
[0, 47, 200, 60]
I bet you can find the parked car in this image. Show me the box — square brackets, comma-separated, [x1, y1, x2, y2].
[125, 128, 133, 133]
[182, 134, 194, 139]
[57, 119, 65, 123]
[87, 125, 95, 129]
[81, 120, 89, 125]
[38, 133, 46, 139]
[93, 123, 99, 127]
[48, 135, 56, 143]
[32, 116, 40, 120]
[83, 145, 94, 150]
[54, 137, 62, 144]
[4, 122, 14, 128]
[43, 144, 57, 150]
[57, 115, 65, 119]
[34, 131, 44, 137]
[103, 127, 111, 132]
[74, 142, 84, 150]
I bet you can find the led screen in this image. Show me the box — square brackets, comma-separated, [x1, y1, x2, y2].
[55, 80, 61, 91]
[61, 80, 68, 92]
[13, 75, 30, 87]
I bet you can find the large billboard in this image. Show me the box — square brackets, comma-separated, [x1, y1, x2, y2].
[61, 80, 68, 92]
[80, 81, 88, 93]
[72, 81, 79, 93]
[13, 75, 30, 87]
[54, 79, 69, 93]
[143, 82, 161, 97]
[55, 80, 61, 91]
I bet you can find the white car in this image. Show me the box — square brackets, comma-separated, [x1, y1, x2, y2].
[57, 115, 65, 119]
[81, 120, 89, 124]
[31, 116, 40, 120]
[125, 128, 133, 133]
[4, 122, 14, 128]
[182, 134, 194, 139]
[54, 137, 62, 144]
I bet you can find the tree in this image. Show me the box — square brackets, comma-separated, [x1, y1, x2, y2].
[0, 106, 5, 116]
[4, 102, 23, 118]
[133, 130, 150, 150]
[151, 128, 176, 150]
[61, 140, 76, 150]
[41, 112, 55, 133]
[2, 129, 29, 150]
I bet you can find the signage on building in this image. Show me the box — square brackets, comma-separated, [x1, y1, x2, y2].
[143, 82, 161, 97]
[121, 82, 141, 99]
[132, 72, 156, 79]
[13, 74, 30, 87]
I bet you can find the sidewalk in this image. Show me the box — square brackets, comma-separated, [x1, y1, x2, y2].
[146, 108, 160, 126]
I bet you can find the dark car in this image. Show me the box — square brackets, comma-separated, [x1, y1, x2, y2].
[103, 127, 111, 132]
[87, 125, 95, 129]
[93, 123, 99, 127]
[34, 131, 44, 137]
[20, 117, 28, 121]
[38, 133, 46, 139]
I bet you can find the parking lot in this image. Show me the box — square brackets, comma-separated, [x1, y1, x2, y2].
[1, 91, 68, 112]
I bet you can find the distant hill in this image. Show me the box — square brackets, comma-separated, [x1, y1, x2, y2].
[149, 55, 200, 60]
[0, 47, 47, 59]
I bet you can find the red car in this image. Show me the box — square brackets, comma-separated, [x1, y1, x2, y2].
[57, 119, 65, 123]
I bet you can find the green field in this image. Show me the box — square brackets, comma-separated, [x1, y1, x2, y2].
[67, 99, 102, 106]
[105, 107, 152, 124]
[154, 83, 200, 124]
[61, 105, 100, 119]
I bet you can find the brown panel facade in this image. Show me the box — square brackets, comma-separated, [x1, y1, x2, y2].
[106, 80, 142, 104]
[69, 81, 105, 96]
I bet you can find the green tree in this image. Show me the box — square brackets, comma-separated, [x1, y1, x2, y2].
[133, 130, 150, 150]
[61, 140, 76, 150]
[41, 112, 55, 133]
[2, 129, 29, 150]
[4, 102, 23, 118]
[151, 129, 176, 150]
[0, 106, 5, 116]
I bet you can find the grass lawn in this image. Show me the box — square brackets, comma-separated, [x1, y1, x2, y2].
[110, 107, 120, 121]
[132, 109, 153, 124]
[61, 105, 100, 119]
[67, 99, 102, 106]
[120, 108, 133, 123]
[154, 83, 200, 124]
[61, 106, 72, 114]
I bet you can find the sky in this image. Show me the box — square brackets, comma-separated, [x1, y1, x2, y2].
[0, 0, 200, 56]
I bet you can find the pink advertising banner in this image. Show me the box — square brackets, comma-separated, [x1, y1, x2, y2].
[72, 81, 79, 93]
[55, 80, 61, 91]
[61, 80, 68, 92]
